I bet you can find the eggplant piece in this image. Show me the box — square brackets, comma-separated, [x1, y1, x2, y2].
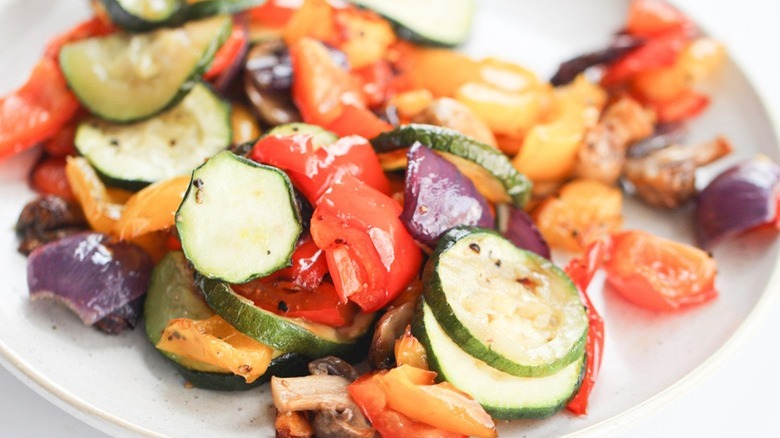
[400, 142, 494, 248]
[15, 195, 89, 255]
[27, 233, 154, 332]
[696, 158, 780, 249]
[496, 204, 551, 259]
[244, 40, 350, 127]
[244, 39, 301, 126]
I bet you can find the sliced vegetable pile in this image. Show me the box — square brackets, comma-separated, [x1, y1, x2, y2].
[6, 0, 780, 435]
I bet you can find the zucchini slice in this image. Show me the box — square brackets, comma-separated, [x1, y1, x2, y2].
[176, 151, 302, 283]
[424, 227, 588, 377]
[348, 0, 475, 47]
[75, 82, 231, 191]
[60, 15, 232, 123]
[371, 124, 532, 207]
[414, 300, 584, 419]
[144, 252, 308, 390]
[199, 276, 375, 359]
[96, 0, 186, 31]
[188, 0, 268, 18]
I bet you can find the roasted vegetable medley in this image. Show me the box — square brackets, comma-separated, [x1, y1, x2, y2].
[4, 0, 780, 436]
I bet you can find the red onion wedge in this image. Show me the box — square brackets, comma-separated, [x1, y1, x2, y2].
[27, 233, 154, 331]
[496, 204, 552, 259]
[696, 158, 780, 249]
[400, 142, 494, 248]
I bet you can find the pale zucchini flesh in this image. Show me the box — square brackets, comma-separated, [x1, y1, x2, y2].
[60, 15, 232, 122]
[425, 227, 588, 377]
[348, 0, 475, 47]
[176, 151, 302, 284]
[415, 300, 584, 419]
[75, 82, 231, 190]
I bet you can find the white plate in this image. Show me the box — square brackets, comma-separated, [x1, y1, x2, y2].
[1, 0, 779, 437]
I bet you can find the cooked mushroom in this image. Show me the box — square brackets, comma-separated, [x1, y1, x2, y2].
[368, 300, 416, 370]
[623, 136, 733, 208]
[308, 356, 360, 382]
[573, 96, 655, 184]
[412, 97, 498, 148]
[271, 375, 374, 438]
[15, 195, 88, 255]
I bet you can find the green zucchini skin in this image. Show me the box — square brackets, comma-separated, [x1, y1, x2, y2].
[413, 299, 585, 419]
[97, 0, 187, 31]
[144, 252, 309, 391]
[370, 124, 532, 207]
[347, 0, 475, 47]
[265, 123, 338, 149]
[75, 82, 232, 191]
[176, 151, 302, 284]
[60, 15, 232, 123]
[198, 276, 374, 361]
[422, 226, 588, 378]
[187, 0, 268, 18]
[170, 352, 310, 391]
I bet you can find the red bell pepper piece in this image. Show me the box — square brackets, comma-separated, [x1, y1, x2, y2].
[348, 374, 467, 438]
[310, 174, 422, 312]
[325, 103, 392, 139]
[248, 0, 297, 28]
[353, 59, 395, 108]
[626, 0, 691, 37]
[601, 25, 689, 86]
[44, 16, 115, 61]
[250, 132, 390, 203]
[204, 24, 248, 80]
[0, 58, 80, 161]
[564, 239, 609, 416]
[233, 278, 358, 327]
[651, 88, 710, 122]
[265, 235, 329, 291]
[30, 156, 74, 200]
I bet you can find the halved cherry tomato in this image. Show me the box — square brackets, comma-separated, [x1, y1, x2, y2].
[564, 239, 610, 416]
[626, 0, 690, 37]
[348, 373, 467, 438]
[250, 132, 390, 203]
[289, 37, 366, 126]
[30, 156, 74, 200]
[233, 278, 358, 327]
[604, 230, 718, 311]
[204, 24, 248, 80]
[0, 58, 80, 161]
[310, 175, 422, 312]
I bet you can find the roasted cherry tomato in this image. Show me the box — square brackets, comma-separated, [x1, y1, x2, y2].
[310, 175, 422, 312]
[604, 230, 718, 311]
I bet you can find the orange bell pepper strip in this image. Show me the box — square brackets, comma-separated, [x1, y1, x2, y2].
[65, 156, 124, 234]
[289, 37, 367, 126]
[348, 374, 467, 438]
[374, 365, 497, 438]
[113, 175, 191, 241]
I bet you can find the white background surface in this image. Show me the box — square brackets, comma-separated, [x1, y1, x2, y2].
[1, 0, 779, 437]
